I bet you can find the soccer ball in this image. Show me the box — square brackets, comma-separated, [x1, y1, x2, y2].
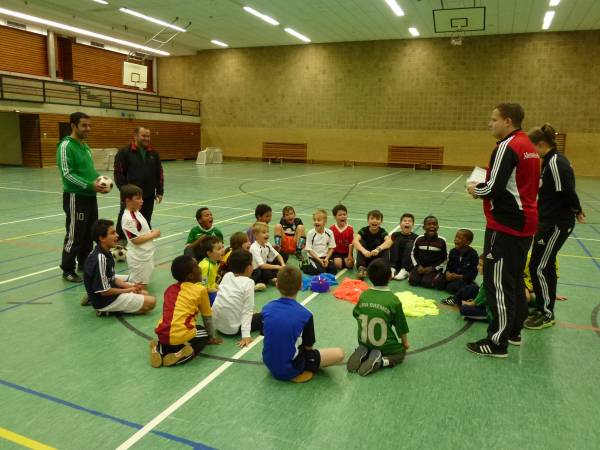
[96, 175, 113, 193]
[111, 245, 127, 262]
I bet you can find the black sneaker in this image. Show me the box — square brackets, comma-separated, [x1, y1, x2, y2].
[63, 272, 83, 283]
[466, 339, 507, 358]
[508, 335, 522, 346]
[442, 296, 457, 306]
[524, 314, 555, 330]
[347, 345, 370, 373]
[358, 349, 383, 376]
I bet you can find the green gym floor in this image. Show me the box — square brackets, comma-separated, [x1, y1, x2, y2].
[1, 161, 599, 450]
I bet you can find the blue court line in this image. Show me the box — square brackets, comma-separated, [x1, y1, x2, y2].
[571, 230, 600, 272]
[0, 379, 213, 450]
[0, 246, 185, 314]
[558, 281, 600, 290]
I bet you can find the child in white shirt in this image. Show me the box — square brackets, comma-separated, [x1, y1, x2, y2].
[249, 222, 285, 288]
[303, 209, 337, 275]
[212, 250, 263, 347]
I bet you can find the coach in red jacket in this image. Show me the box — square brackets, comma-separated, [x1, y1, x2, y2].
[114, 127, 164, 239]
[466, 103, 540, 358]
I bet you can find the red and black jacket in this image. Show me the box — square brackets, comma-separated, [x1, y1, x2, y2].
[113, 142, 164, 198]
[474, 129, 540, 237]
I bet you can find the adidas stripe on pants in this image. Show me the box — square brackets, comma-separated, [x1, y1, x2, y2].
[483, 229, 532, 349]
[61, 193, 98, 273]
[529, 223, 572, 318]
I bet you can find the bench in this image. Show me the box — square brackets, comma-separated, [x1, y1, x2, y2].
[262, 142, 307, 164]
[388, 146, 444, 171]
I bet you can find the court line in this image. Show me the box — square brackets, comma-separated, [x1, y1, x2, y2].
[441, 175, 463, 193]
[0, 379, 212, 449]
[0, 426, 56, 450]
[356, 172, 399, 185]
[115, 268, 348, 450]
[0, 204, 119, 227]
[0, 213, 254, 288]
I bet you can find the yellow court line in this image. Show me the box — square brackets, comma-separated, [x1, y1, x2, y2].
[0, 228, 64, 243]
[0, 427, 56, 450]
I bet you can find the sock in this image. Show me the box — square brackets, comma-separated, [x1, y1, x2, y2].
[382, 357, 390, 367]
[274, 235, 282, 246]
[297, 236, 306, 250]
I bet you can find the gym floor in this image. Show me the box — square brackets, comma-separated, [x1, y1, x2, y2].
[1, 161, 599, 449]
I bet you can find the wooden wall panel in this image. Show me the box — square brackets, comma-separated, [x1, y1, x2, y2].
[0, 26, 48, 77]
[71, 44, 153, 91]
[19, 114, 42, 167]
[38, 114, 200, 166]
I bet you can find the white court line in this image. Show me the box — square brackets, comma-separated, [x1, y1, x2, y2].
[441, 175, 463, 193]
[356, 172, 398, 185]
[0, 266, 60, 286]
[0, 186, 61, 195]
[0, 205, 119, 227]
[270, 167, 346, 182]
[0, 212, 257, 286]
[437, 225, 600, 243]
[116, 268, 348, 450]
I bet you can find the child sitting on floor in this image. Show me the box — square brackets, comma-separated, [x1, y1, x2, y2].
[390, 213, 418, 281]
[84, 219, 156, 316]
[199, 236, 225, 305]
[246, 204, 272, 244]
[151, 255, 222, 368]
[262, 265, 345, 382]
[330, 204, 354, 270]
[353, 209, 393, 280]
[274, 205, 306, 260]
[408, 215, 447, 289]
[249, 222, 285, 289]
[442, 255, 489, 322]
[185, 207, 224, 261]
[437, 229, 479, 294]
[220, 231, 251, 276]
[212, 250, 263, 348]
[348, 259, 410, 376]
[303, 209, 338, 275]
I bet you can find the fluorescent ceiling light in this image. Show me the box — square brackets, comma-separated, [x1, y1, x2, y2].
[284, 27, 311, 43]
[549, 0, 560, 6]
[211, 39, 228, 48]
[384, 0, 405, 17]
[92, 0, 109, 5]
[408, 27, 419, 37]
[119, 8, 187, 32]
[0, 7, 170, 55]
[542, 10, 555, 30]
[243, 6, 279, 26]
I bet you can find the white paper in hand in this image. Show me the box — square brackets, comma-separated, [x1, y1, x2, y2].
[466, 166, 487, 185]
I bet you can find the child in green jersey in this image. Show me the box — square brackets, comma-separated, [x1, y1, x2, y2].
[348, 259, 410, 376]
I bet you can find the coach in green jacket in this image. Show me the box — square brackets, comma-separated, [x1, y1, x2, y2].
[56, 112, 103, 283]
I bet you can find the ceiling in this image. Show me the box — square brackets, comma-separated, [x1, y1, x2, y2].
[2, 0, 600, 56]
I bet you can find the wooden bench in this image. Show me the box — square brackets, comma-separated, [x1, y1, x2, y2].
[262, 142, 307, 164]
[388, 146, 444, 171]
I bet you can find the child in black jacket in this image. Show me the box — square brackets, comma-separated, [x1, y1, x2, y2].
[436, 229, 479, 294]
[408, 216, 447, 289]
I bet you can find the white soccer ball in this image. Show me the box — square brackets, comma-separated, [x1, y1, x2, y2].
[111, 245, 127, 262]
[96, 175, 114, 193]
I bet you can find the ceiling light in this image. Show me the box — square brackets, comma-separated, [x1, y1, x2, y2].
[243, 6, 279, 26]
[408, 27, 419, 37]
[119, 8, 187, 32]
[549, 0, 560, 6]
[92, 0, 109, 5]
[284, 27, 311, 43]
[542, 11, 555, 30]
[0, 7, 170, 55]
[211, 39, 228, 48]
[384, 0, 405, 17]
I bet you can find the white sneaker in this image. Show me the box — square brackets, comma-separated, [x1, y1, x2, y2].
[393, 268, 409, 281]
[254, 283, 267, 291]
[390, 268, 397, 278]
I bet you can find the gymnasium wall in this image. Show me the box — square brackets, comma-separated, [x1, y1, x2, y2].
[20, 113, 200, 167]
[0, 112, 23, 165]
[157, 30, 600, 176]
[0, 25, 48, 77]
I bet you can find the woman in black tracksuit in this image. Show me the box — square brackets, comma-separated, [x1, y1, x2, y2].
[525, 124, 586, 330]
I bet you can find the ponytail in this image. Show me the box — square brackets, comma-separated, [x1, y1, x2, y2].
[528, 123, 557, 147]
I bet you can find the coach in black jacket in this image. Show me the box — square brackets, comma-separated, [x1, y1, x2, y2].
[524, 124, 585, 330]
[114, 126, 164, 238]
